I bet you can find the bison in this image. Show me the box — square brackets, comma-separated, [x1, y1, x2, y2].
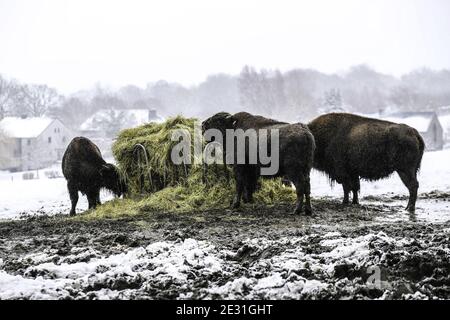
[202, 112, 315, 215]
[307, 113, 425, 212]
[62, 137, 127, 216]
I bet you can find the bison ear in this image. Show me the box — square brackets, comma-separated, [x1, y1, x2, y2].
[99, 164, 111, 177]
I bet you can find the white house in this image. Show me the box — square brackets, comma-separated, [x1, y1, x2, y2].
[0, 116, 74, 171]
[371, 112, 444, 151]
[437, 106, 450, 147]
[79, 108, 164, 138]
[78, 108, 164, 159]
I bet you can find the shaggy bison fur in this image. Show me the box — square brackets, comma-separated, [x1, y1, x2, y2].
[62, 137, 127, 215]
[202, 112, 315, 215]
[308, 113, 425, 212]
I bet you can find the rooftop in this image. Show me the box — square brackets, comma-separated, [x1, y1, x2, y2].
[364, 111, 438, 132]
[0, 117, 54, 138]
[80, 108, 164, 132]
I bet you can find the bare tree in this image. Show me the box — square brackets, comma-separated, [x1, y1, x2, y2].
[23, 84, 62, 117]
[238, 66, 287, 117]
[118, 85, 145, 107]
[49, 97, 91, 130]
[90, 93, 126, 112]
[322, 88, 343, 111]
[146, 80, 192, 116]
[0, 75, 22, 119]
[238, 66, 260, 113]
[97, 108, 127, 136]
[284, 69, 320, 120]
[195, 74, 239, 117]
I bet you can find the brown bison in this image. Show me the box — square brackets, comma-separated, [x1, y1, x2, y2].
[308, 113, 425, 212]
[62, 137, 127, 215]
[202, 112, 315, 215]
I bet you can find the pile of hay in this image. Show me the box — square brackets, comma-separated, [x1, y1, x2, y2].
[105, 115, 295, 217]
[112, 116, 202, 193]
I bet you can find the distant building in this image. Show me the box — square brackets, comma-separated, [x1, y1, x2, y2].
[79, 108, 164, 159]
[437, 106, 450, 146]
[380, 112, 444, 151]
[0, 116, 74, 171]
[79, 108, 164, 138]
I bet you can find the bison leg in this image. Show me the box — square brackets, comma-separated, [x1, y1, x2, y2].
[243, 167, 258, 203]
[303, 174, 312, 215]
[231, 166, 245, 209]
[397, 169, 419, 212]
[351, 177, 360, 205]
[292, 173, 312, 215]
[87, 191, 99, 210]
[67, 182, 78, 216]
[242, 183, 253, 203]
[342, 182, 351, 205]
[293, 181, 304, 214]
[224, 165, 230, 184]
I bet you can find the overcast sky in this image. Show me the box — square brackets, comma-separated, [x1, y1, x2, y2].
[1, 0, 449, 93]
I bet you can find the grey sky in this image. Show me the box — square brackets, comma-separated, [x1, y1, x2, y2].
[1, 0, 449, 93]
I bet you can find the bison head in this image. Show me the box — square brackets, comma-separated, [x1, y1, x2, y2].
[202, 112, 235, 139]
[100, 163, 128, 197]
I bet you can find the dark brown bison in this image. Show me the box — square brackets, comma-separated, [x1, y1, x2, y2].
[308, 113, 425, 212]
[202, 112, 315, 215]
[62, 137, 127, 215]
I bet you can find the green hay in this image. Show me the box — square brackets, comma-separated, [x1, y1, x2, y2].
[112, 115, 205, 194]
[89, 115, 296, 219]
[85, 177, 295, 220]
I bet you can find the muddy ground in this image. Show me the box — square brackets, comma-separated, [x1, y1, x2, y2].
[0, 192, 449, 300]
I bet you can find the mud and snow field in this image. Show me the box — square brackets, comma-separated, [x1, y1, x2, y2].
[0, 150, 449, 300]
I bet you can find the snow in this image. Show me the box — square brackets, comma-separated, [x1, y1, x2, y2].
[80, 109, 164, 132]
[0, 272, 73, 300]
[308, 148, 450, 224]
[361, 112, 434, 132]
[0, 228, 448, 299]
[0, 117, 54, 138]
[0, 239, 223, 300]
[202, 232, 407, 299]
[0, 164, 113, 219]
[310, 148, 450, 198]
[0, 143, 448, 300]
[382, 115, 431, 132]
[1, 149, 449, 221]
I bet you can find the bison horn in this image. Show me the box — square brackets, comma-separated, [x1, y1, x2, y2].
[99, 164, 111, 176]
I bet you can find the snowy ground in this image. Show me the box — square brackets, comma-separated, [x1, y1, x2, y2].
[0, 162, 114, 220]
[1, 149, 449, 221]
[0, 150, 449, 300]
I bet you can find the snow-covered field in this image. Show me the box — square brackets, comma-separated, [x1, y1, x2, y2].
[0, 150, 449, 300]
[1, 215, 449, 300]
[1, 149, 449, 221]
[0, 163, 114, 220]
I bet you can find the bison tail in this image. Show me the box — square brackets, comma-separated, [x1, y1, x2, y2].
[415, 133, 425, 173]
[305, 131, 316, 171]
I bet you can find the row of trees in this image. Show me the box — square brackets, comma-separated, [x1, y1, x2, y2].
[2, 65, 450, 133]
[129, 65, 450, 122]
[0, 76, 62, 119]
[237, 65, 450, 121]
